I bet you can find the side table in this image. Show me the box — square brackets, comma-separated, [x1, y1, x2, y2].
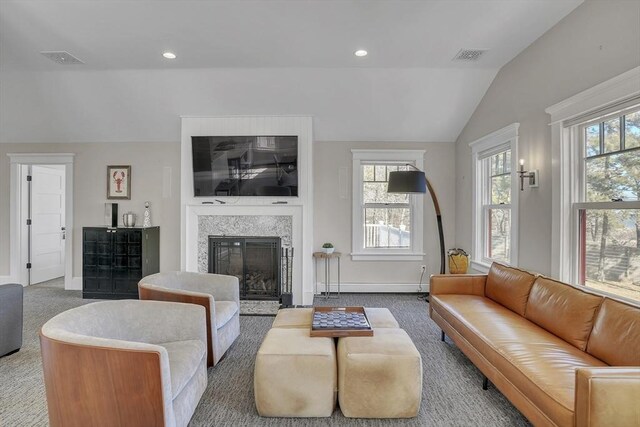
[313, 252, 341, 299]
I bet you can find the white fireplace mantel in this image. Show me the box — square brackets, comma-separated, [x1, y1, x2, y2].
[180, 116, 314, 305]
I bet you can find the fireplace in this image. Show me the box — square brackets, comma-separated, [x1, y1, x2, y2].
[208, 236, 282, 300]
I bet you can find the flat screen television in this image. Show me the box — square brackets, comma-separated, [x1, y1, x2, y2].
[192, 136, 298, 197]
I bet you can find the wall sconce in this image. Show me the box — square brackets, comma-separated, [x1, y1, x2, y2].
[518, 159, 538, 191]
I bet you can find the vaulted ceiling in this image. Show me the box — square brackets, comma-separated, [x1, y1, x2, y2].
[0, 0, 583, 142]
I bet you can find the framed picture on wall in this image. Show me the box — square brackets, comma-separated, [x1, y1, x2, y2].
[107, 165, 131, 200]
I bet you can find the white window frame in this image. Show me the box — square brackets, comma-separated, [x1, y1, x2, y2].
[547, 66, 640, 284]
[571, 109, 640, 287]
[351, 149, 424, 261]
[469, 123, 520, 273]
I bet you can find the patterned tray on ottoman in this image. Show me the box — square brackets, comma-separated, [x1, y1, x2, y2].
[310, 307, 373, 337]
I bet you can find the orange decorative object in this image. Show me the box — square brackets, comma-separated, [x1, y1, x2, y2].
[448, 248, 469, 274]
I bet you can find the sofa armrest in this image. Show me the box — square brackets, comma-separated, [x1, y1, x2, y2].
[140, 271, 240, 304]
[430, 274, 487, 296]
[40, 334, 171, 427]
[198, 274, 240, 304]
[575, 367, 640, 427]
[0, 283, 23, 356]
[139, 284, 216, 367]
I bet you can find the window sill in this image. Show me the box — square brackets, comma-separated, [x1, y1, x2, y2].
[350, 252, 425, 261]
[470, 260, 491, 274]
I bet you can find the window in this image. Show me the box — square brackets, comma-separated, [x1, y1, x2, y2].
[548, 68, 640, 302]
[470, 124, 519, 272]
[351, 150, 424, 261]
[574, 108, 640, 300]
[484, 149, 512, 263]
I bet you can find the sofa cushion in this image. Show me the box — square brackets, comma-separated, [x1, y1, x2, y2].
[525, 277, 603, 351]
[586, 298, 640, 366]
[485, 263, 537, 316]
[214, 301, 238, 329]
[171, 356, 208, 427]
[160, 340, 207, 399]
[431, 294, 606, 427]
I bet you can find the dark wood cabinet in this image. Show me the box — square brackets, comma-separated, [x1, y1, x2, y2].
[82, 227, 160, 299]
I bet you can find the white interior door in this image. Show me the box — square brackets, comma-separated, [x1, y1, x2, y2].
[30, 165, 66, 284]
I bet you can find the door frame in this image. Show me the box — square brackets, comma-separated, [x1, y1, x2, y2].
[8, 153, 75, 289]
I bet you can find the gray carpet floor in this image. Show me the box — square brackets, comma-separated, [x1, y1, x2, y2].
[0, 279, 530, 426]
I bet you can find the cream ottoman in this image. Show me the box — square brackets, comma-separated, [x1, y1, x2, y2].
[337, 328, 422, 418]
[271, 307, 314, 328]
[254, 328, 337, 417]
[272, 307, 400, 329]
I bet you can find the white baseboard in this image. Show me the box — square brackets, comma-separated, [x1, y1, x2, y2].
[67, 276, 82, 290]
[314, 282, 429, 294]
[0, 276, 19, 285]
[302, 291, 315, 306]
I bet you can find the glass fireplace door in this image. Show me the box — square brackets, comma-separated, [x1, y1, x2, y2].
[208, 236, 281, 300]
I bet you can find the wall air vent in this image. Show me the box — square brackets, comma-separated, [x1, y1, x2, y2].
[452, 49, 488, 62]
[40, 51, 84, 65]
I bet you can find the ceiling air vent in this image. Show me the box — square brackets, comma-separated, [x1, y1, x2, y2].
[452, 49, 488, 62]
[40, 51, 84, 65]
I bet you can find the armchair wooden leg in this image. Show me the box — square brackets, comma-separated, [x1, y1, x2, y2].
[482, 376, 489, 390]
[441, 330, 445, 342]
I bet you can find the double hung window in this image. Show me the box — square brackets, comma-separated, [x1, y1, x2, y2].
[470, 124, 519, 272]
[574, 108, 640, 300]
[481, 149, 513, 264]
[351, 150, 424, 261]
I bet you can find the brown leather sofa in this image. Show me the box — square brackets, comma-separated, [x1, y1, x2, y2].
[430, 263, 640, 427]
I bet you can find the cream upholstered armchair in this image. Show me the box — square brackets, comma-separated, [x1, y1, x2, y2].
[40, 300, 208, 427]
[139, 271, 240, 367]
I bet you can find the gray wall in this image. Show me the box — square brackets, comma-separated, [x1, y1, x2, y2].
[0, 142, 181, 277]
[314, 141, 456, 284]
[0, 140, 456, 286]
[0, 67, 497, 144]
[454, 0, 640, 275]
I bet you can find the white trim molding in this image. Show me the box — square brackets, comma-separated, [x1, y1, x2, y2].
[546, 67, 640, 125]
[0, 276, 18, 285]
[469, 123, 520, 154]
[348, 253, 425, 262]
[469, 123, 520, 271]
[546, 66, 640, 281]
[7, 153, 75, 290]
[316, 282, 430, 294]
[351, 149, 425, 262]
[70, 276, 83, 290]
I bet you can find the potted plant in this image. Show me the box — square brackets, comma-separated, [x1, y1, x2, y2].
[322, 243, 335, 254]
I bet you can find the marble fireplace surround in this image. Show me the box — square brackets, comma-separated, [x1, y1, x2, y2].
[197, 215, 292, 273]
[184, 204, 311, 305]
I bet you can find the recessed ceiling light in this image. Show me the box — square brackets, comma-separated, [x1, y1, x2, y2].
[354, 50, 368, 57]
[162, 52, 176, 59]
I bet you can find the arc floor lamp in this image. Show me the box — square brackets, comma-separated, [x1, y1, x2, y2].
[387, 165, 446, 275]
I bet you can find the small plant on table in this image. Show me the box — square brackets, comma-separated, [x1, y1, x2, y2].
[322, 243, 335, 254]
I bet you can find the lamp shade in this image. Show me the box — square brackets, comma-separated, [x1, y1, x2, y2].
[387, 170, 427, 193]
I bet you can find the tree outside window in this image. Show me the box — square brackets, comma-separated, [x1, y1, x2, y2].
[484, 149, 511, 264]
[578, 109, 640, 300]
[469, 123, 519, 272]
[362, 164, 411, 249]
